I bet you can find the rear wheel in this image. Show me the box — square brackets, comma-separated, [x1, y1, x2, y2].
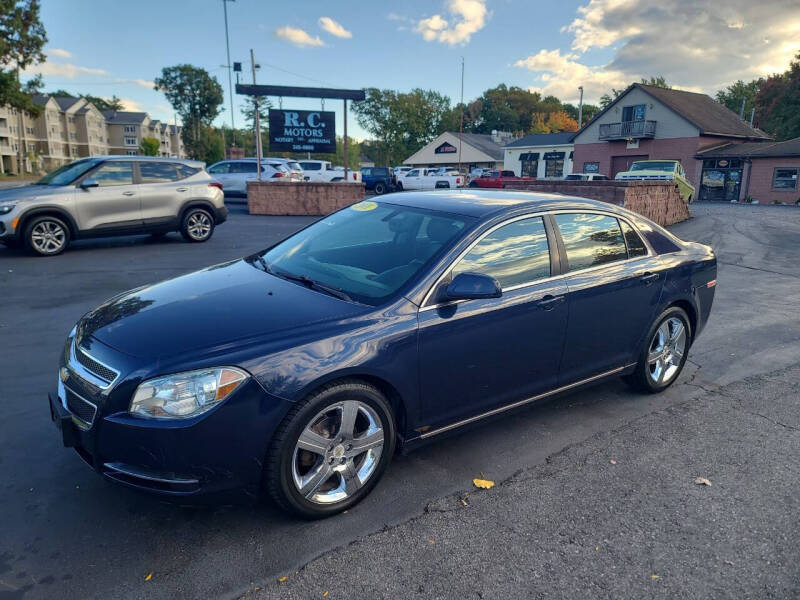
[374, 182, 386, 195]
[624, 307, 691, 393]
[468, 181, 478, 188]
[180, 208, 214, 243]
[264, 380, 396, 519]
[25, 215, 70, 256]
[396, 181, 403, 191]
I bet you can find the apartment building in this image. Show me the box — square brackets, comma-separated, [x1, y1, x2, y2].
[0, 95, 183, 174]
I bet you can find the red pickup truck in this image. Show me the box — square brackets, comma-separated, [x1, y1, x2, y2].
[468, 170, 535, 188]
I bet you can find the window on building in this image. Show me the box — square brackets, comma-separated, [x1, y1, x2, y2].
[124, 125, 136, 133]
[69, 133, 77, 140]
[452, 217, 551, 289]
[544, 153, 565, 178]
[583, 162, 600, 173]
[621, 104, 646, 122]
[68, 117, 75, 123]
[126, 150, 137, 156]
[139, 162, 181, 183]
[773, 168, 798, 190]
[124, 136, 137, 146]
[554, 213, 628, 271]
[91, 161, 134, 186]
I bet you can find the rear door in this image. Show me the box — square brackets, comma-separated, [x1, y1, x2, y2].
[75, 161, 141, 231]
[553, 212, 665, 384]
[229, 161, 258, 193]
[137, 161, 185, 225]
[207, 162, 232, 191]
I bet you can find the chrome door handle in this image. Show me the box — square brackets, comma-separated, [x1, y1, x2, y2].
[537, 294, 565, 310]
[122, 191, 135, 196]
[639, 272, 660, 285]
[176, 187, 188, 192]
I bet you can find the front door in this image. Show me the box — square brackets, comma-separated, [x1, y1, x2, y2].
[553, 212, 665, 384]
[418, 215, 568, 429]
[75, 161, 141, 231]
[611, 154, 648, 178]
[403, 169, 423, 190]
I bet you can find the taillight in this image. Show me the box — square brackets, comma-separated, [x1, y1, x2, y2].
[353, 173, 357, 180]
[208, 182, 223, 190]
[273, 172, 285, 178]
[457, 177, 462, 184]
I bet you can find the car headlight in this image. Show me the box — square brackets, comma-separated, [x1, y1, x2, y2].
[130, 367, 249, 419]
[0, 203, 16, 215]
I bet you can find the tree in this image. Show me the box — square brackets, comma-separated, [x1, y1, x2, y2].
[600, 77, 669, 109]
[754, 52, 800, 140]
[46, 90, 125, 111]
[562, 102, 600, 127]
[716, 80, 761, 118]
[154, 64, 224, 160]
[241, 95, 270, 134]
[139, 136, 159, 156]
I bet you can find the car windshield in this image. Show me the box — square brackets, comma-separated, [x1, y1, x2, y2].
[36, 158, 100, 186]
[630, 162, 675, 172]
[253, 202, 472, 305]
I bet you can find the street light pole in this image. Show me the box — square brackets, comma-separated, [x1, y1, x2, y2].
[222, 0, 236, 151]
[577, 86, 584, 129]
[250, 48, 263, 180]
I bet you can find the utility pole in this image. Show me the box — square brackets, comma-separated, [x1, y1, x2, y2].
[739, 98, 745, 119]
[577, 86, 584, 129]
[222, 0, 236, 150]
[15, 68, 24, 177]
[749, 107, 755, 127]
[458, 57, 464, 176]
[343, 99, 348, 182]
[250, 49, 263, 180]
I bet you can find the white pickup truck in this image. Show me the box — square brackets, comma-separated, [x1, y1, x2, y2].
[396, 167, 463, 191]
[297, 160, 362, 183]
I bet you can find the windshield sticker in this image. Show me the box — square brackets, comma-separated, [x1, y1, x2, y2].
[351, 201, 377, 211]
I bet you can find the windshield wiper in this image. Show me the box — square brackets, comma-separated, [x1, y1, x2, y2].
[251, 254, 273, 274]
[276, 271, 353, 302]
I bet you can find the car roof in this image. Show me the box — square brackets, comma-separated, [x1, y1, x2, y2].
[378, 189, 628, 219]
[101, 155, 204, 167]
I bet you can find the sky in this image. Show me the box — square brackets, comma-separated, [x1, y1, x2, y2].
[24, 0, 800, 141]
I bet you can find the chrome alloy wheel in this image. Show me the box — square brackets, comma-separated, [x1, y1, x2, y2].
[291, 400, 385, 505]
[187, 211, 212, 240]
[647, 317, 687, 385]
[31, 220, 67, 254]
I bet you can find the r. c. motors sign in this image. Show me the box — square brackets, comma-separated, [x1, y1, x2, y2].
[269, 109, 336, 153]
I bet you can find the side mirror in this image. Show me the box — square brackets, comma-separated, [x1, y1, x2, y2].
[445, 272, 502, 301]
[80, 178, 99, 189]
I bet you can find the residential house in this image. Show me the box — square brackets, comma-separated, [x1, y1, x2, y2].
[103, 111, 151, 156]
[503, 132, 574, 179]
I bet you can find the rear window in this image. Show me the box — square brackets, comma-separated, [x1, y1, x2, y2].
[287, 161, 302, 171]
[554, 213, 628, 271]
[361, 168, 373, 176]
[140, 162, 180, 183]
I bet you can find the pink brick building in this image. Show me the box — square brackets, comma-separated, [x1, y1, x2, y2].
[572, 84, 788, 203]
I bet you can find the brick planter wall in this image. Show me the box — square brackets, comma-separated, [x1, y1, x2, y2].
[504, 180, 690, 226]
[247, 181, 366, 216]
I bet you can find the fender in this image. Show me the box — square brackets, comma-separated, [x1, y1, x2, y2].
[15, 205, 80, 239]
[178, 198, 218, 222]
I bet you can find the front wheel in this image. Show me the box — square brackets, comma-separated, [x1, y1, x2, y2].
[25, 215, 70, 256]
[395, 181, 403, 191]
[625, 307, 691, 393]
[468, 181, 478, 188]
[264, 380, 396, 519]
[180, 208, 214, 243]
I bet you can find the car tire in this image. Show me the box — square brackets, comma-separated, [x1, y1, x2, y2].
[374, 182, 386, 195]
[624, 306, 692, 393]
[24, 215, 70, 256]
[468, 181, 478, 188]
[435, 181, 450, 189]
[396, 181, 403, 191]
[180, 208, 214, 243]
[264, 379, 396, 519]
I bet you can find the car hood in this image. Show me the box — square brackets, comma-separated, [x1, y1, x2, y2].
[0, 184, 70, 204]
[79, 259, 365, 359]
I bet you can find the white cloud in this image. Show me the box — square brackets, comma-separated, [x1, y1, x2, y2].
[415, 0, 489, 46]
[24, 61, 108, 79]
[318, 17, 352, 39]
[275, 25, 325, 48]
[46, 48, 72, 59]
[116, 78, 154, 89]
[516, 0, 800, 103]
[118, 98, 144, 112]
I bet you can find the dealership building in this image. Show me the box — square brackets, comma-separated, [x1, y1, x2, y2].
[503, 132, 574, 179]
[403, 131, 513, 170]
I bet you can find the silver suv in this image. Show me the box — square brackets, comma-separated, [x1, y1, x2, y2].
[0, 156, 227, 256]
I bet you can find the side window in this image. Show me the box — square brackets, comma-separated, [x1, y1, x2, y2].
[407, 169, 419, 177]
[620, 220, 648, 258]
[554, 213, 628, 271]
[232, 162, 258, 174]
[452, 217, 551, 289]
[207, 163, 229, 175]
[361, 168, 373, 177]
[140, 162, 179, 183]
[300, 162, 320, 171]
[90, 162, 134, 187]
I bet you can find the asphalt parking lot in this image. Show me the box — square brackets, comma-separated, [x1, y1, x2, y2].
[1, 201, 799, 599]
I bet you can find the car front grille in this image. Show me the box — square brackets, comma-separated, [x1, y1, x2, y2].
[65, 386, 97, 427]
[73, 343, 119, 386]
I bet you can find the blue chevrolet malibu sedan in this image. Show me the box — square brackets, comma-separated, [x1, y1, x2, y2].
[49, 190, 716, 518]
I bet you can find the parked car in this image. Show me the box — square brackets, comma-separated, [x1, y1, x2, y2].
[48, 190, 716, 517]
[468, 170, 534, 188]
[297, 160, 362, 183]
[467, 167, 489, 183]
[615, 160, 695, 202]
[263, 157, 305, 182]
[564, 173, 611, 181]
[393, 166, 413, 178]
[396, 167, 463, 190]
[207, 159, 290, 195]
[429, 167, 460, 176]
[0, 156, 226, 256]
[360, 166, 396, 195]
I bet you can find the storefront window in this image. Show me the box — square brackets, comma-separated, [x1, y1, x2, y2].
[583, 162, 599, 173]
[545, 158, 564, 178]
[773, 168, 798, 190]
[521, 159, 538, 177]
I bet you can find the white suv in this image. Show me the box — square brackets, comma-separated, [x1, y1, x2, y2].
[207, 159, 291, 195]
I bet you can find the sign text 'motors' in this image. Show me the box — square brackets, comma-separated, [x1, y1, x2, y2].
[268, 109, 336, 154]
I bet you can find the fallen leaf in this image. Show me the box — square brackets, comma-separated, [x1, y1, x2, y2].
[278, 576, 288, 583]
[473, 478, 495, 489]
[460, 496, 469, 506]
[428, 539, 435, 544]
[595, 546, 599, 551]
[144, 573, 152, 581]
[695, 477, 712, 486]
[323, 591, 329, 597]
[651, 574, 660, 580]
[610, 459, 617, 465]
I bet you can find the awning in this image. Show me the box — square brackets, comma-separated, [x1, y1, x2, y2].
[519, 152, 539, 161]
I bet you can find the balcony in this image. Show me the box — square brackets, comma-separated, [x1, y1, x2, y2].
[598, 120, 656, 141]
